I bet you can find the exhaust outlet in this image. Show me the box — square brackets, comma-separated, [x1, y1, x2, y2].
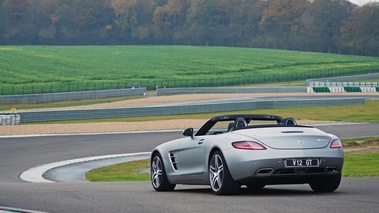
[326, 167, 338, 173]
[256, 168, 274, 175]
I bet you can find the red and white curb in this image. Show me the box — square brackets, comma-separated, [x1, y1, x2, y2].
[20, 152, 151, 183]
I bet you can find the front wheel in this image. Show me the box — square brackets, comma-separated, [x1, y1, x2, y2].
[151, 153, 176, 191]
[209, 151, 240, 195]
[309, 174, 341, 193]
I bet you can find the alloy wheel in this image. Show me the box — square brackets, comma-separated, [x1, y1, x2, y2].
[151, 155, 162, 188]
[209, 154, 224, 192]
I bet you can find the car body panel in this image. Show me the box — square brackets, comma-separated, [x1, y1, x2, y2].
[235, 127, 332, 149]
[151, 114, 344, 191]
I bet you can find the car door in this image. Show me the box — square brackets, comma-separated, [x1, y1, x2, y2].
[176, 135, 207, 176]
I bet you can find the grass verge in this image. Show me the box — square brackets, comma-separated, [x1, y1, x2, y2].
[86, 159, 150, 182]
[85, 137, 379, 182]
[343, 152, 379, 177]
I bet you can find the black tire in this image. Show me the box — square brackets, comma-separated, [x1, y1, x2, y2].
[209, 151, 240, 195]
[151, 153, 176, 191]
[309, 174, 341, 193]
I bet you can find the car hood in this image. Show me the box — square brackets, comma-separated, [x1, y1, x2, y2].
[235, 127, 332, 149]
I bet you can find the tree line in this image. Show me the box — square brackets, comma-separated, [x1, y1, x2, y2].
[0, 0, 378, 56]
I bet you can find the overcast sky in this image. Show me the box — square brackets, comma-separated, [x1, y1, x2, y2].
[349, 0, 378, 5]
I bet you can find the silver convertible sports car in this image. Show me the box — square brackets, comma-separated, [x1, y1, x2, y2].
[150, 114, 344, 195]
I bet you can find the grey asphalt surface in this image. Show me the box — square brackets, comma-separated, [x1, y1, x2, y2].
[0, 178, 378, 213]
[0, 123, 379, 213]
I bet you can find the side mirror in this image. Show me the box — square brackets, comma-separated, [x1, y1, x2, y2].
[183, 128, 194, 138]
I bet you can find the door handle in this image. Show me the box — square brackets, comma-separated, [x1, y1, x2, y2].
[198, 139, 205, 144]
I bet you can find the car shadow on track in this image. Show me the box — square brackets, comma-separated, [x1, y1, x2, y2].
[172, 185, 342, 196]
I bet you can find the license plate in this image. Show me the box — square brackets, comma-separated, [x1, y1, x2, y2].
[285, 159, 319, 167]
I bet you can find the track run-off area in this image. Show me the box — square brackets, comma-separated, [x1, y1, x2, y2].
[1, 94, 379, 213]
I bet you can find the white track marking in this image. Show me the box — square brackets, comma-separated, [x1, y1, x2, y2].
[20, 152, 150, 183]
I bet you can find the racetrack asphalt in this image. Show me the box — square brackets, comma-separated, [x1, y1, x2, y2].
[1, 124, 379, 212]
[2, 93, 379, 212]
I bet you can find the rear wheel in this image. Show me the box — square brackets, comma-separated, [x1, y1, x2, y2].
[309, 174, 341, 192]
[209, 151, 240, 195]
[151, 153, 176, 191]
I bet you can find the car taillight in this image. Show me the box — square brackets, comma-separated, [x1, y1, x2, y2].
[232, 141, 267, 150]
[330, 139, 343, 148]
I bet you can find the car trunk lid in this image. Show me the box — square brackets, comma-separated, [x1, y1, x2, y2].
[236, 127, 331, 149]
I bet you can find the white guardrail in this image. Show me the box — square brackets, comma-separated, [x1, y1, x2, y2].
[307, 82, 379, 93]
[0, 113, 21, 125]
[307, 73, 379, 93]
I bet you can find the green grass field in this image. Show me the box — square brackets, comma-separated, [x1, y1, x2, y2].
[1, 46, 379, 94]
[343, 152, 379, 177]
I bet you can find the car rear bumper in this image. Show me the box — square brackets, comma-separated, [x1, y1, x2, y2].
[227, 156, 343, 183]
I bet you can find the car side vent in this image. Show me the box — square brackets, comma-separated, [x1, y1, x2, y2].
[169, 153, 179, 171]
